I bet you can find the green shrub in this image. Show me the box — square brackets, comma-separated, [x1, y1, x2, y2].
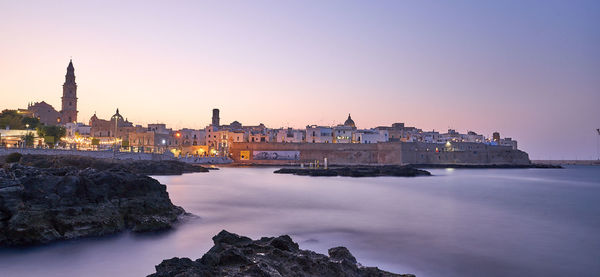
[5, 152, 23, 163]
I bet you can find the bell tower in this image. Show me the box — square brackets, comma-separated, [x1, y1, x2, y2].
[61, 59, 78, 123]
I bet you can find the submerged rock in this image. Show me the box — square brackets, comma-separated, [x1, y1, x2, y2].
[149, 230, 415, 277]
[0, 163, 185, 246]
[274, 165, 431, 177]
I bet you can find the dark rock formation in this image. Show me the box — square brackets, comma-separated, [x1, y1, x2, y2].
[149, 230, 415, 277]
[0, 163, 185, 246]
[274, 165, 431, 177]
[14, 154, 209, 175]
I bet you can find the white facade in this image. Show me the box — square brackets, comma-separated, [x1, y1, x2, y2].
[147, 123, 170, 135]
[65, 122, 91, 137]
[353, 129, 388, 144]
[275, 128, 304, 143]
[306, 125, 333, 143]
[333, 125, 354, 143]
[499, 138, 518, 150]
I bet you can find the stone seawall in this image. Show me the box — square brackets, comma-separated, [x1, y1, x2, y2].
[229, 142, 531, 165]
[0, 148, 232, 164]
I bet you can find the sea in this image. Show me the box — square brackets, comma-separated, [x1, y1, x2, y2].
[0, 166, 598, 277]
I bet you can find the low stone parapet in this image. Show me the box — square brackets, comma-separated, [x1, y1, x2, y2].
[0, 148, 232, 164]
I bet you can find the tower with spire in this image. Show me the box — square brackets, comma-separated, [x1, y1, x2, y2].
[60, 59, 78, 123]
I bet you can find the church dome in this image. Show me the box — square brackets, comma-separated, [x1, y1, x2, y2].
[111, 108, 124, 121]
[344, 114, 356, 128]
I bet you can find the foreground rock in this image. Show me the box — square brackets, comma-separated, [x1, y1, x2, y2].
[0, 163, 185, 246]
[13, 154, 209, 175]
[274, 165, 431, 177]
[149, 230, 414, 277]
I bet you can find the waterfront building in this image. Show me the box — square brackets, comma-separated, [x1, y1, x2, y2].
[333, 125, 354, 143]
[89, 109, 134, 138]
[462, 131, 485, 143]
[499, 137, 518, 150]
[248, 130, 270, 143]
[353, 129, 389, 144]
[376, 123, 422, 142]
[306, 125, 333, 143]
[275, 128, 305, 143]
[147, 123, 171, 134]
[27, 101, 61, 125]
[493, 132, 501, 142]
[65, 122, 91, 137]
[179, 128, 206, 146]
[420, 131, 442, 143]
[88, 109, 137, 150]
[0, 129, 43, 148]
[205, 125, 245, 156]
[332, 114, 357, 143]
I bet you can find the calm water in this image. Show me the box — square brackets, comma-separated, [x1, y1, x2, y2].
[0, 166, 599, 276]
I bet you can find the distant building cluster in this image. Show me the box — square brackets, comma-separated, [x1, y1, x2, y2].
[1, 60, 518, 157]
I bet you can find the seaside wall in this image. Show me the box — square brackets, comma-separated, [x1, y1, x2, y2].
[229, 142, 530, 165]
[0, 148, 231, 164]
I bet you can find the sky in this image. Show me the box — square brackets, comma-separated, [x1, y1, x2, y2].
[1, 0, 599, 159]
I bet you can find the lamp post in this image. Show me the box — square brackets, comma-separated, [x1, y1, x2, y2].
[596, 128, 600, 161]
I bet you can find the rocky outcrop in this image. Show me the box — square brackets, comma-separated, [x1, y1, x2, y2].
[15, 154, 209, 175]
[149, 230, 415, 277]
[274, 165, 431, 177]
[0, 163, 185, 246]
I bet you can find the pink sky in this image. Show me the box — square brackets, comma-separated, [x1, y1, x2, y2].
[1, 1, 599, 159]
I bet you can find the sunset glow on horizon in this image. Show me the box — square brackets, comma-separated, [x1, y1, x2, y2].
[1, 0, 599, 159]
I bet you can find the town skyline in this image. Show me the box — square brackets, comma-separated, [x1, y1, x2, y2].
[2, 1, 599, 160]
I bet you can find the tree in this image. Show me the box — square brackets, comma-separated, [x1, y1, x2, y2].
[22, 132, 35, 147]
[0, 110, 24, 129]
[0, 110, 41, 130]
[37, 125, 66, 148]
[22, 116, 41, 129]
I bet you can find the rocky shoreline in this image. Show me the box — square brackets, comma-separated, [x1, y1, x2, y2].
[149, 230, 414, 277]
[0, 163, 185, 246]
[274, 165, 431, 177]
[7, 154, 210, 175]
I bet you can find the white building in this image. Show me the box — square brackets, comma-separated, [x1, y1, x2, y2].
[179, 128, 206, 146]
[306, 125, 333, 143]
[275, 128, 304, 143]
[333, 125, 354, 143]
[353, 129, 388, 144]
[499, 138, 518, 150]
[65, 122, 91, 137]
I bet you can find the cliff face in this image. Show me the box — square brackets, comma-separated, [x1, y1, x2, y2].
[149, 230, 415, 277]
[0, 164, 185, 246]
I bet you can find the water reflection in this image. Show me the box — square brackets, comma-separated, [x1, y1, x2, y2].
[0, 166, 599, 277]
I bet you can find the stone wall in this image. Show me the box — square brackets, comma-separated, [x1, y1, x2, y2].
[229, 142, 531, 165]
[0, 148, 232, 164]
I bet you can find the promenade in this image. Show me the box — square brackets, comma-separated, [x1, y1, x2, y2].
[0, 148, 232, 165]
